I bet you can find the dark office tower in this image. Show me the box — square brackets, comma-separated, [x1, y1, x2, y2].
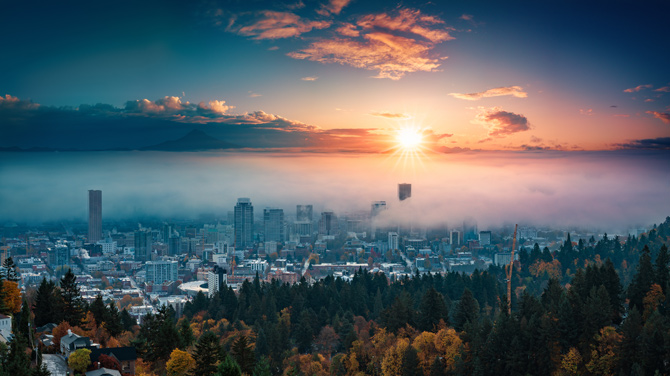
[318, 211, 337, 236]
[88, 190, 102, 243]
[398, 183, 412, 201]
[134, 230, 152, 262]
[296, 205, 313, 222]
[234, 198, 254, 248]
[168, 236, 181, 256]
[264, 208, 285, 242]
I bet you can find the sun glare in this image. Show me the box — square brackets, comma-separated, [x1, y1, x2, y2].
[397, 127, 423, 150]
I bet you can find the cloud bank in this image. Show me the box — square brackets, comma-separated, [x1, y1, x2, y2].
[449, 86, 527, 101]
[473, 107, 531, 137]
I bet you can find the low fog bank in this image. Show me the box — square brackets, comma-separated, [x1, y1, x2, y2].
[1, 150, 668, 233]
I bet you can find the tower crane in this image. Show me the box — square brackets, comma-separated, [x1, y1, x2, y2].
[506, 224, 518, 314]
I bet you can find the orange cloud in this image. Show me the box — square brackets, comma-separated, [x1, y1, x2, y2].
[473, 107, 531, 137]
[369, 111, 410, 119]
[654, 86, 670, 92]
[624, 84, 652, 93]
[357, 8, 454, 43]
[449, 86, 528, 100]
[317, 0, 352, 16]
[301, 76, 319, 81]
[646, 111, 670, 124]
[235, 11, 330, 39]
[287, 8, 451, 79]
[289, 32, 442, 80]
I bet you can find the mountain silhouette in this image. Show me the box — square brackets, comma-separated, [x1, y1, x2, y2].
[141, 129, 240, 151]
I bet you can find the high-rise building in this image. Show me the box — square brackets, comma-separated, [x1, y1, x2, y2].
[318, 211, 337, 236]
[134, 230, 152, 262]
[296, 205, 313, 222]
[479, 231, 492, 246]
[145, 260, 178, 284]
[463, 217, 478, 241]
[398, 183, 411, 201]
[388, 232, 399, 250]
[371, 201, 387, 217]
[208, 265, 228, 297]
[168, 236, 181, 256]
[264, 208, 285, 242]
[234, 198, 254, 248]
[88, 190, 102, 243]
[450, 230, 461, 246]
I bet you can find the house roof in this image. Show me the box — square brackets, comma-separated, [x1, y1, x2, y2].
[86, 368, 122, 376]
[89, 346, 137, 362]
[61, 332, 89, 346]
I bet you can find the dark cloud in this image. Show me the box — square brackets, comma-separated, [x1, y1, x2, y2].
[615, 137, 670, 150]
[0, 95, 398, 151]
[473, 107, 531, 137]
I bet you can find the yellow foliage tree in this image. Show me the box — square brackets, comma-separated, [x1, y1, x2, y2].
[556, 347, 582, 376]
[642, 283, 665, 320]
[434, 328, 462, 371]
[586, 326, 622, 376]
[412, 331, 437, 375]
[166, 349, 195, 376]
[2, 280, 22, 314]
[381, 338, 409, 376]
[68, 348, 91, 374]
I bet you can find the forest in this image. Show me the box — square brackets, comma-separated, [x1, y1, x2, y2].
[0, 217, 669, 376]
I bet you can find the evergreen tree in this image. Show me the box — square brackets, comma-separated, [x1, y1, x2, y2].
[230, 336, 254, 375]
[628, 245, 654, 312]
[3, 337, 31, 376]
[417, 287, 449, 331]
[191, 331, 221, 376]
[32, 278, 61, 327]
[104, 302, 123, 337]
[89, 294, 107, 325]
[452, 288, 479, 331]
[59, 269, 85, 326]
[216, 353, 241, 376]
[178, 318, 194, 349]
[400, 345, 421, 376]
[654, 244, 669, 295]
[120, 308, 136, 331]
[252, 356, 271, 376]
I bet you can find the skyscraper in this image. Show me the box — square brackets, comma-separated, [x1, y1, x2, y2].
[371, 201, 387, 217]
[134, 230, 152, 262]
[264, 208, 285, 242]
[398, 183, 411, 201]
[296, 205, 313, 221]
[234, 198, 254, 248]
[318, 211, 337, 236]
[88, 190, 102, 243]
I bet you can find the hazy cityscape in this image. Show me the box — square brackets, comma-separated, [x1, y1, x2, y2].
[2, 0, 669, 375]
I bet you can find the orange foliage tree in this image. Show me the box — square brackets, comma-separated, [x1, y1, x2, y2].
[2, 280, 22, 314]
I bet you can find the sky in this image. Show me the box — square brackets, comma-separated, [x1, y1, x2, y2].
[1, 0, 669, 151]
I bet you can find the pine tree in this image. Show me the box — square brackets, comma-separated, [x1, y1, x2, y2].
[178, 317, 194, 349]
[59, 269, 85, 326]
[216, 353, 242, 376]
[89, 294, 107, 325]
[628, 245, 654, 312]
[252, 356, 271, 376]
[654, 244, 669, 295]
[120, 308, 136, 331]
[453, 288, 479, 331]
[104, 301, 123, 337]
[417, 287, 449, 331]
[230, 336, 254, 375]
[191, 331, 221, 376]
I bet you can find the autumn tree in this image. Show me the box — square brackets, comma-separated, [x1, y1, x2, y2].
[68, 348, 92, 375]
[166, 349, 195, 376]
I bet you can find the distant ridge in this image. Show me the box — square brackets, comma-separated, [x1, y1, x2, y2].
[141, 129, 240, 151]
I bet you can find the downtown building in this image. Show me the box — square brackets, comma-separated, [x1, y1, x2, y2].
[264, 208, 285, 242]
[234, 198, 254, 248]
[88, 190, 102, 243]
[145, 260, 178, 284]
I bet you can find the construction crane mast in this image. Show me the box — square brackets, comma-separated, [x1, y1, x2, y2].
[506, 224, 518, 314]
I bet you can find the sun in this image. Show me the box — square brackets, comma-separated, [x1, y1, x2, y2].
[396, 127, 423, 150]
